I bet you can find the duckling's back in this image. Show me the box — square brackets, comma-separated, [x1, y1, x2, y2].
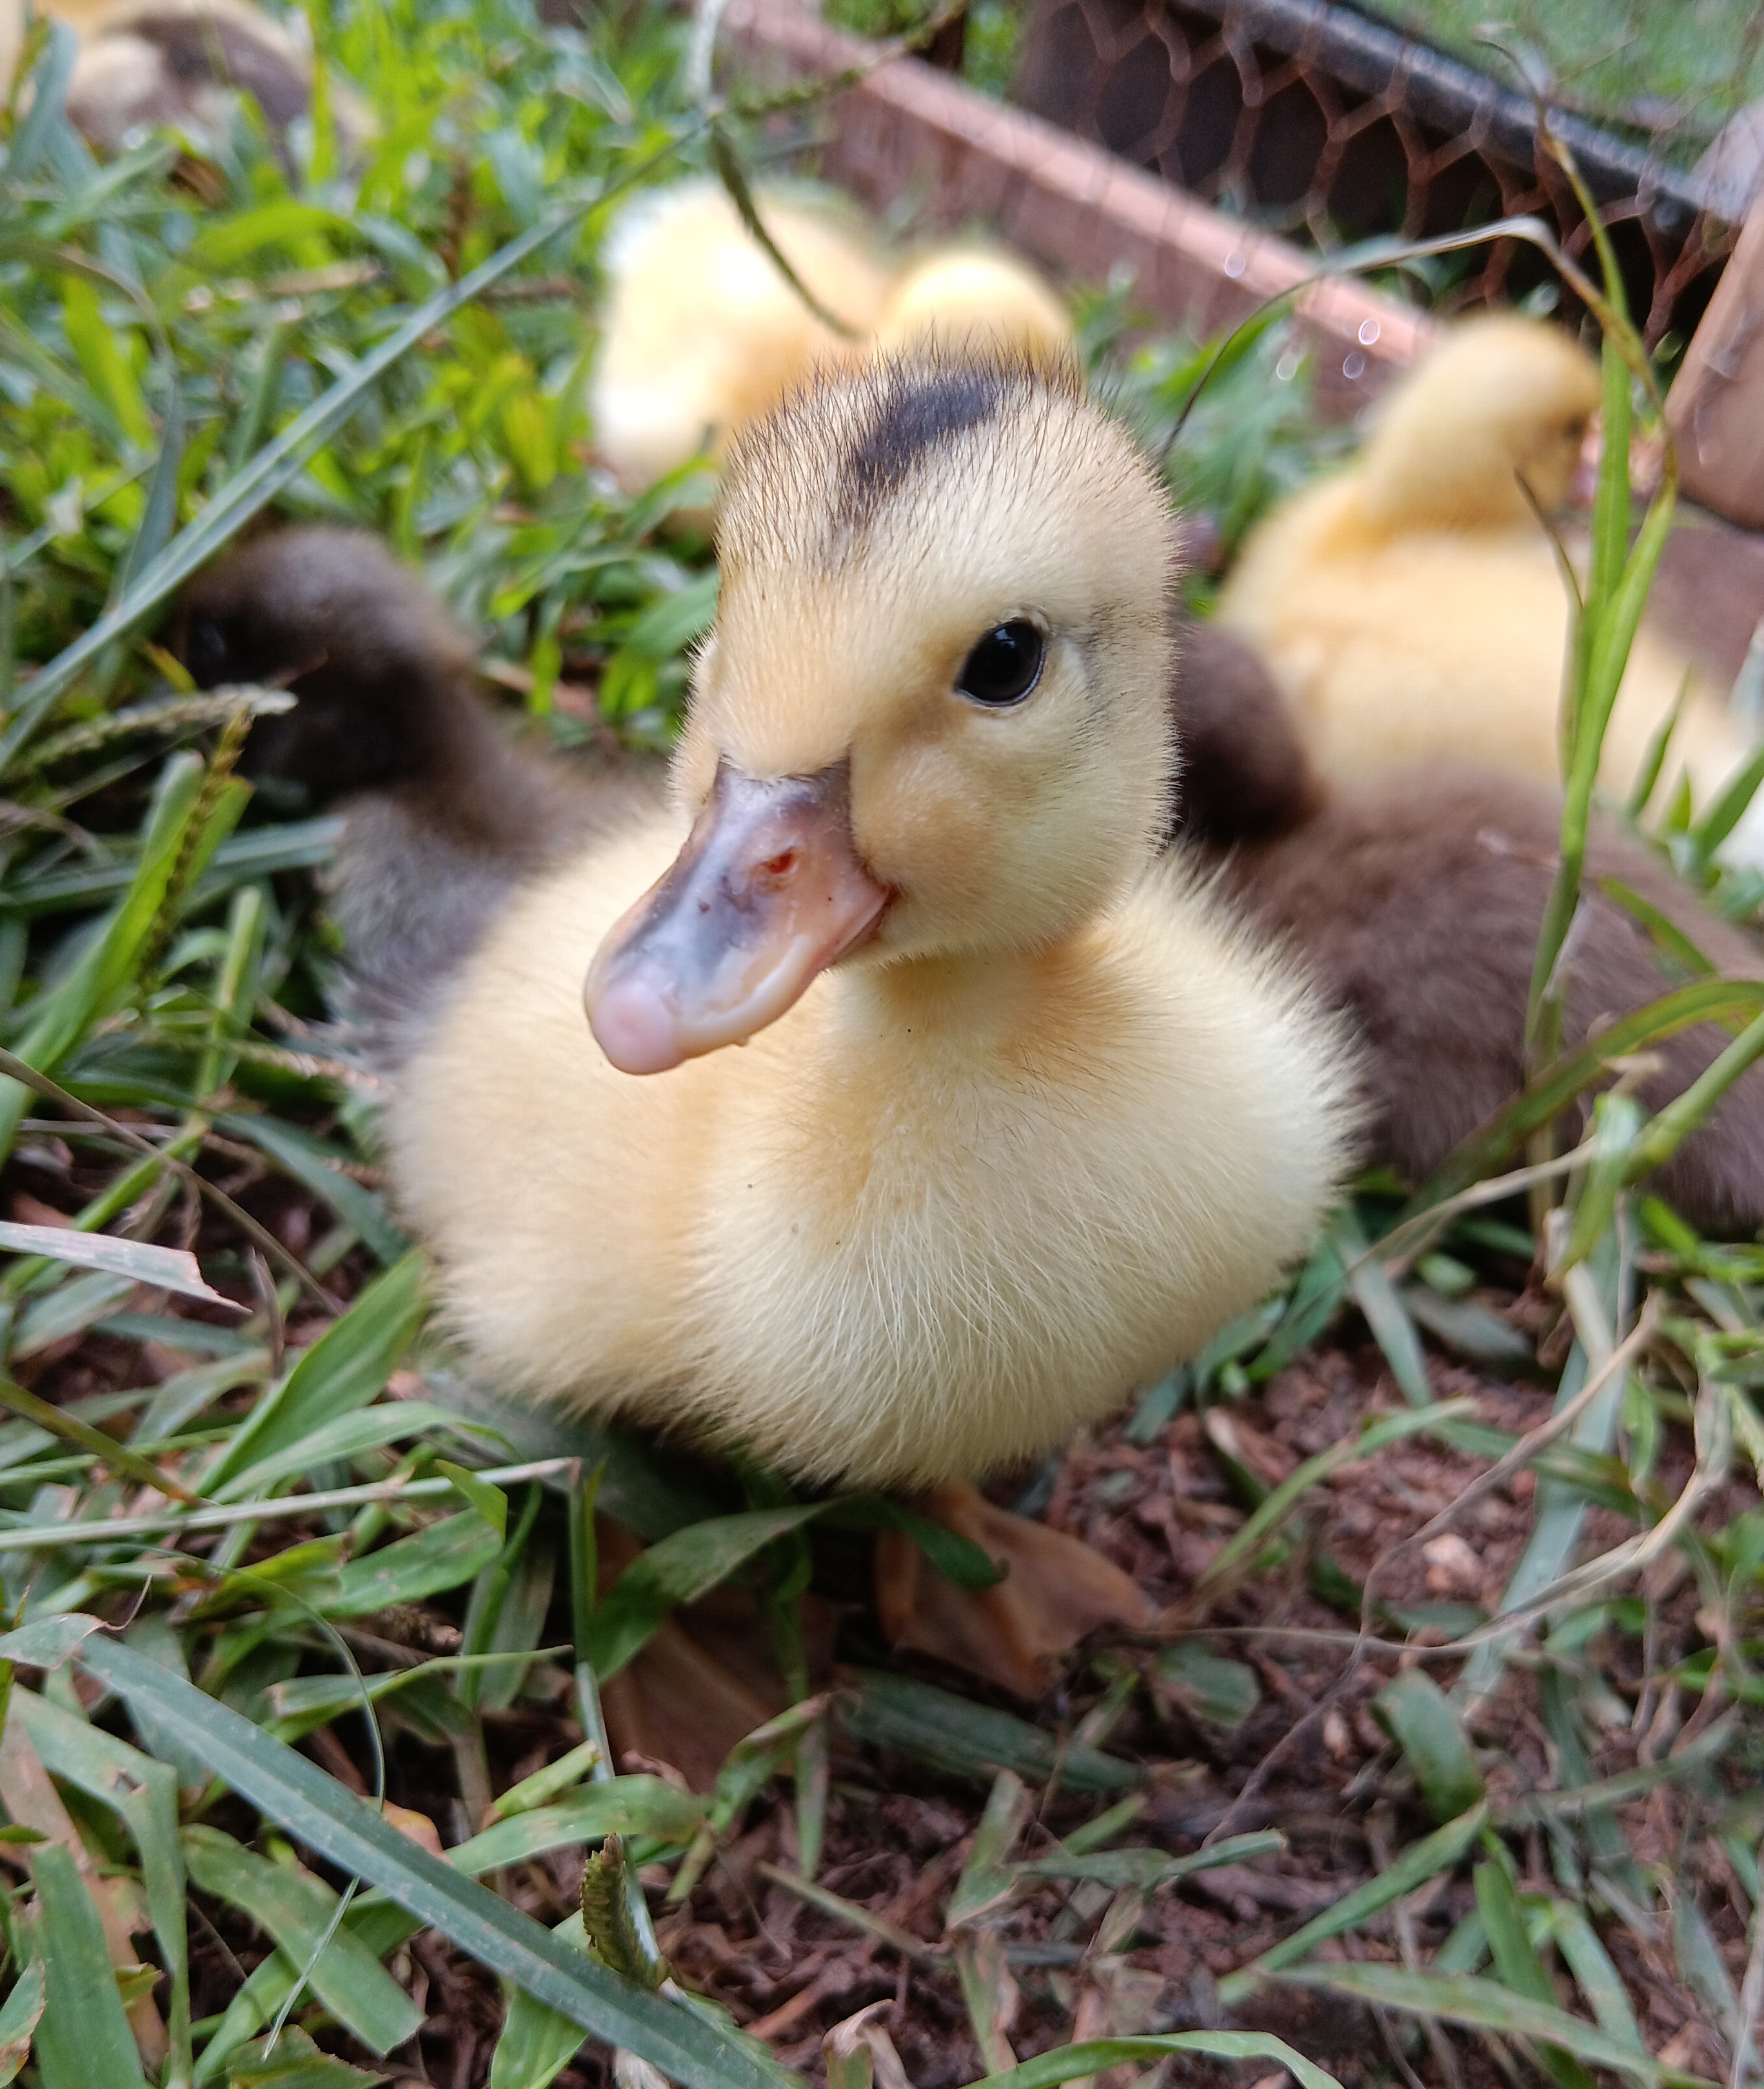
[1173, 620, 1764, 1234]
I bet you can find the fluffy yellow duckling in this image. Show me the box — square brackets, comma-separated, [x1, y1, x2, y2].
[1216, 315, 1763, 859]
[589, 180, 895, 494]
[4, 0, 371, 159]
[588, 177, 1074, 492]
[384, 357, 1354, 1690]
[873, 246, 1075, 365]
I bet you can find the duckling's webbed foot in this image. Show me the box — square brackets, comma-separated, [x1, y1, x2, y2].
[875, 1482, 1153, 1699]
[600, 1617, 780, 1794]
[597, 1517, 837, 1792]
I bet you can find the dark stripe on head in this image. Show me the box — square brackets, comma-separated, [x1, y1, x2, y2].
[833, 363, 1006, 537]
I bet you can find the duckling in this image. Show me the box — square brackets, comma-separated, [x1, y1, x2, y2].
[177, 525, 659, 1041]
[1215, 315, 1764, 861]
[359, 357, 1354, 1695]
[871, 246, 1075, 368]
[1172, 622, 1764, 1233]
[589, 180, 895, 495]
[11, 0, 373, 161]
[183, 376, 1355, 1697]
[588, 177, 1075, 492]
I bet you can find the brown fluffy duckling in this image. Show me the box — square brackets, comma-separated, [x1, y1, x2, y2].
[1173, 623, 1764, 1234]
[179, 526, 655, 1041]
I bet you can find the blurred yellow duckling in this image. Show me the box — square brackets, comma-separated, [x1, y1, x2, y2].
[873, 245, 1075, 365]
[590, 179, 895, 494]
[1216, 314, 1763, 859]
[589, 175, 1075, 492]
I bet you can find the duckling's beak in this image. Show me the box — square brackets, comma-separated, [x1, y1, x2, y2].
[584, 759, 889, 1075]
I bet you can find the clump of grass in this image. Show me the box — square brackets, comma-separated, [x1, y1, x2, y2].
[0, 2, 1759, 2086]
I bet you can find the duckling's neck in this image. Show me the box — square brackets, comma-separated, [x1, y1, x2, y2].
[832, 935, 1096, 1057]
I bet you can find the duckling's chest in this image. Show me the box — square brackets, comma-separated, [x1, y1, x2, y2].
[674, 992, 1248, 1488]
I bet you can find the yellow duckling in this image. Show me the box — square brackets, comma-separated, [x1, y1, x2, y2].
[872, 245, 1075, 365]
[384, 357, 1355, 1690]
[590, 180, 895, 495]
[1216, 315, 1762, 857]
[588, 177, 1074, 493]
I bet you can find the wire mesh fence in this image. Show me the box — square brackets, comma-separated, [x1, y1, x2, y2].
[1008, 0, 1754, 346]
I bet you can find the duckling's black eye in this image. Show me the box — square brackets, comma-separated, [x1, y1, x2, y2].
[956, 621, 1044, 708]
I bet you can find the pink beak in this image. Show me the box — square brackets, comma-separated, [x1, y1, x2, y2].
[584, 759, 891, 1075]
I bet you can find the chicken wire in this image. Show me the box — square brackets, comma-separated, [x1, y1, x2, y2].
[1008, 0, 1745, 345]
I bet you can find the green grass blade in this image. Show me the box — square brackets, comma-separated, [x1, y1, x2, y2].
[6, 22, 81, 183]
[108, 363, 184, 608]
[588, 1504, 824, 1678]
[328, 1509, 504, 1616]
[10, 1684, 190, 2057]
[1475, 1862, 1595, 2089]
[839, 1671, 1137, 1792]
[214, 1402, 479, 1504]
[183, 1825, 423, 2055]
[971, 2032, 1342, 2089]
[1202, 1401, 1471, 1584]
[1689, 736, 1764, 868]
[1274, 1964, 1710, 2086]
[204, 1250, 428, 1492]
[0, 1961, 46, 2086]
[1374, 1670, 1485, 1824]
[0, 1221, 231, 1302]
[444, 1783, 705, 1875]
[947, 1772, 1030, 1927]
[1216, 1802, 1487, 2005]
[1623, 673, 1688, 822]
[489, 1916, 593, 2089]
[23, 1842, 150, 2089]
[1545, 1901, 1646, 2052]
[0, 750, 205, 1155]
[1416, 978, 1764, 1209]
[1013, 1832, 1285, 1890]
[79, 1637, 800, 2089]
[1347, 1251, 1433, 1406]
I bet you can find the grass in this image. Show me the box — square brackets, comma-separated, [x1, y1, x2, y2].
[0, 3, 1759, 2088]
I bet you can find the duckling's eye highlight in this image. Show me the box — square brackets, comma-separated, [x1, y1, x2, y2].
[956, 621, 1045, 708]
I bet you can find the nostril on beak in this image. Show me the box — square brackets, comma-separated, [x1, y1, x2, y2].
[758, 849, 800, 883]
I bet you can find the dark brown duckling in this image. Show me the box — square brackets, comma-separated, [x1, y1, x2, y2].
[1172, 621, 1764, 1235]
[179, 525, 660, 1042]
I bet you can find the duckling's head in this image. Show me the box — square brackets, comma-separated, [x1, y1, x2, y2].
[586, 355, 1179, 1074]
[1356, 314, 1601, 534]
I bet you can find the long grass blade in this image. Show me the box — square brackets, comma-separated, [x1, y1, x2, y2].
[78, 1637, 798, 2089]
